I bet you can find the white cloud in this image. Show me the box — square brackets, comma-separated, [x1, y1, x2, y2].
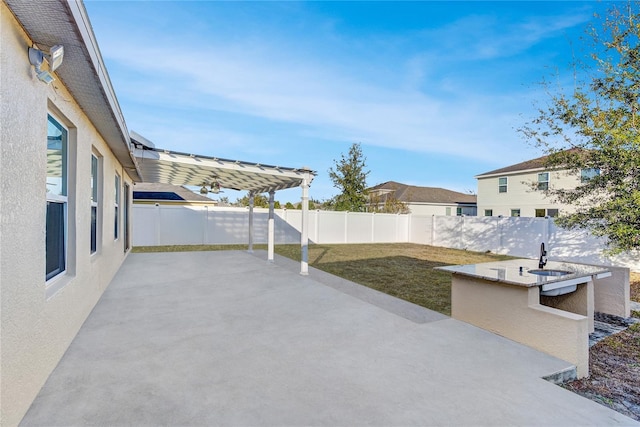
[94, 2, 593, 169]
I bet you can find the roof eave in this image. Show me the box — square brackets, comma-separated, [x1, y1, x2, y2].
[5, 0, 142, 181]
[475, 166, 549, 179]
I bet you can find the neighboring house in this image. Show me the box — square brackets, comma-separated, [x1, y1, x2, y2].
[133, 182, 217, 205]
[368, 181, 477, 216]
[475, 152, 598, 218]
[0, 2, 141, 425]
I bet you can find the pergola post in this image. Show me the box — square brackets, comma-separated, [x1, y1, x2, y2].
[248, 192, 254, 253]
[268, 190, 275, 262]
[300, 174, 310, 275]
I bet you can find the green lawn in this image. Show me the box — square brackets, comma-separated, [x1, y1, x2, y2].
[133, 243, 515, 315]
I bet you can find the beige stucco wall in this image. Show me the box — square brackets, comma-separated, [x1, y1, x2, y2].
[451, 276, 590, 378]
[477, 169, 581, 217]
[592, 266, 630, 318]
[1, 5, 133, 426]
[407, 203, 458, 216]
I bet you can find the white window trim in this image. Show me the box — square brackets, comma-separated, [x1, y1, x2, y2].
[114, 173, 121, 240]
[537, 172, 549, 190]
[46, 113, 69, 285]
[90, 152, 102, 255]
[498, 177, 508, 193]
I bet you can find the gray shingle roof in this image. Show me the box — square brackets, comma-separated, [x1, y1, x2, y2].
[369, 181, 476, 204]
[475, 156, 548, 178]
[475, 149, 584, 178]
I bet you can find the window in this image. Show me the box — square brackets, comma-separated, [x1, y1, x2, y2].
[114, 174, 120, 239]
[537, 172, 549, 190]
[484, 209, 493, 216]
[510, 209, 521, 217]
[90, 153, 100, 254]
[498, 177, 507, 193]
[123, 183, 131, 251]
[536, 208, 559, 218]
[46, 114, 68, 281]
[446, 207, 452, 216]
[581, 168, 600, 182]
[456, 207, 463, 216]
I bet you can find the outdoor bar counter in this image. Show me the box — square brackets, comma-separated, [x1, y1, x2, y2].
[437, 259, 611, 378]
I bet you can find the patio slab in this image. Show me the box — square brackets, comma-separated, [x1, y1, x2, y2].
[21, 251, 637, 426]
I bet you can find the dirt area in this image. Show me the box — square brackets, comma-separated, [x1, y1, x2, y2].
[631, 272, 640, 304]
[563, 272, 640, 421]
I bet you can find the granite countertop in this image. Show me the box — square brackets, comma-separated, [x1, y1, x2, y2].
[435, 259, 611, 288]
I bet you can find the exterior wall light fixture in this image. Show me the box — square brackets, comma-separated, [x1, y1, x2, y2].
[28, 44, 64, 84]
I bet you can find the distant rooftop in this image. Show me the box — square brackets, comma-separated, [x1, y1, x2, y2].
[369, 181, 476, 204]
[133, 183, 214, 203]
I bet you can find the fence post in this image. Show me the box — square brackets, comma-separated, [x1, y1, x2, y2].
[371, 212, 375, 243]
[431, 215, 436, 246]
[155, 203, 161, 245]
[544, 216, 550, 247]
[202, 205, 208, 245]
[344, 212, 349, 243]
[498, 216, 504, 253]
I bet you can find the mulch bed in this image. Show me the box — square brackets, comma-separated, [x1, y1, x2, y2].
[562, 272, 640, 421]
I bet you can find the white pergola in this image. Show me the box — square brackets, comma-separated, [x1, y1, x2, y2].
[131, 133, 316, 274]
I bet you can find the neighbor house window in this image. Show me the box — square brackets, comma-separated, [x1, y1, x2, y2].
[498, 177, 507, 193]
[446, 207, 452, 216]
[511, 209, 520, 217]
[90, 153, 101, 254]
[581, 168, 600, 182]
[536, 208, 559, 218]
[114, 174, 120, 239]
[456, 207, 463, 216]
[484, 209, 493, 216]
[46, 114, 68, 281]
[537, 172, 549, 190]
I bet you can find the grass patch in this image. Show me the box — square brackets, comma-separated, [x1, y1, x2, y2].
[272, 243, 514, 316]
[135, 243, 515, 316]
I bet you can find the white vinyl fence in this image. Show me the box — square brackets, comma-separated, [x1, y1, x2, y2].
[133, 205, 638, 271]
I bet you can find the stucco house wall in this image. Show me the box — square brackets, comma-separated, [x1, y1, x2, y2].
[405, 202, 476, 216]
[477, 169, 581, 218]
[0, 3, 135, 425]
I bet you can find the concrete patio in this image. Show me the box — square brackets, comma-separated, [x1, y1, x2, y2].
[21, 251, 637, 426]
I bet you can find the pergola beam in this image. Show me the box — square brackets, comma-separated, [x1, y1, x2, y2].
[131, 134, 316, 275]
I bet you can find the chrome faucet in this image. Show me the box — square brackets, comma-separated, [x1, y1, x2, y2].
[539, 242, 547, 269]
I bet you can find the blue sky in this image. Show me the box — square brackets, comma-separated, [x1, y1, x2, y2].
[84, 1, 609, 203]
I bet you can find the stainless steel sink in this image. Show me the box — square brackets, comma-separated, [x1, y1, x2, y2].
[528, 269, 572, 277]
[528, 269, 577, 296]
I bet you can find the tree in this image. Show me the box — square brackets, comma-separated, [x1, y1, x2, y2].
[368, 193, 410, 214]
[328, 143, 370, 211]
[235, 193, 269, 208]
[520, 2, 640, 254]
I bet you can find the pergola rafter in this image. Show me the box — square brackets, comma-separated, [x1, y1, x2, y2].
[130, 132, 315, 274]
